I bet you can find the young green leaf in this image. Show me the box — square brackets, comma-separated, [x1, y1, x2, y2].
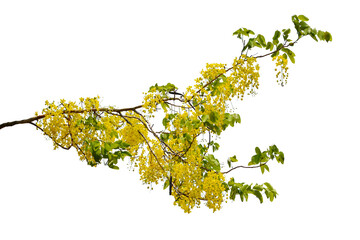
[204, 154, 221, 172]
[163, 179, 170, 190]
[257, 34, 266, 47]
[298, 15, 309, 21]
[253, 190, 263, 203]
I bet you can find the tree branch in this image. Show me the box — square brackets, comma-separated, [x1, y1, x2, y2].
[221, 161, 269, 174]
[0, 106, 143, 130]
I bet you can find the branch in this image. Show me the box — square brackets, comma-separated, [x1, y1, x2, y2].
[0, 116, 44, 130]
[29, 122, 72, 150]
[0, 106, 143, 130]
[221, 161, 269, 174]
[254, 37, 301, 59]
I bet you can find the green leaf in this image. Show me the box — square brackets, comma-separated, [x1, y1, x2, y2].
[209, 111, 218, 123]
[229, 186, 237, 200]
[90, 140, 102, 162]
[298, 15, 309, 21]
[109, 130, 119, 139]
[246, 38, 255, 49]
[253, 184, 264, 191]
[162, 117, 170, 128]
[253, 190, 263, 203]
[120, 151, 132, 159]
[227, 155, 238, 168]
[233, 113, 241, 124]
[160, 132, 170, 141]
[277, 151, 285, 164]
[183, 133, 192, 142]
[255, 147, 261, 155]
[192, 119, 201, 129]
[247, 29, 255, 35]
[113, 140, 130, 149]
[266, 42, 274, 51]
[233, 29, 241, 36]
[270, 145, 279, 153]
[233, 28, 255, 38]
[227, 159, 231, 168]
[299, 21, 310, 31]
[281, 48, 296, 63]
[160, 102, 169, 111]
[249, 154, 260, 165]
[104, 142, 112, 152]
[201, 114, 209, 123]
[257, 34, 266, 47]
[212, 142, 220, 152]
[204, 154, 221, 172]
[230, 155, 238, 162]
[309, 32, 318, 42]
[291, 15, 299, 23]
[265, 189, 274, 201]
[261, 164, 270, 174]
[273, 30, 281, 41]
[282, 28, 291, 40]
[260, 164, 265, 174]
[109, 165, 119, 170]
[228, 177, 235, 186]
[323, 31, 332, 42]
[163, 179, 170, 190]
[317, 30, 332, 42]
[264, 182, 274, 191]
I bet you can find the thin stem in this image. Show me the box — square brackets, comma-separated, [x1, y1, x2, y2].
[221, 161, 269, 174]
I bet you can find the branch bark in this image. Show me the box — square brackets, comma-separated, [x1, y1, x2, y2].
[0, 105, 142, 130]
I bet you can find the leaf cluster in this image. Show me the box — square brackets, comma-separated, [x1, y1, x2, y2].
[149, 83, 178, 98]
[226, 179, 278, 203]
[248, 145, 284, 173]
[233, 14, 332, 63]
[292, 15, 332, 42]
[84, 139, 131, 169]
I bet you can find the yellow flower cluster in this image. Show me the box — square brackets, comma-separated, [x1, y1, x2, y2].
[273, 55, 289, 86]
[200, 63, 227, 81]
[142, 91, 163, 115]
[137, 139, 166, 185]
[36, 97, 148, 167]
[118, 112, 147, 158]
[170, 143, 203, 213]
[37, 97, 99, 165]
[202, 171, 226, 212]
[229, 56, 260, 100]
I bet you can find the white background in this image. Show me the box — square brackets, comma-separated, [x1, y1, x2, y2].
[1, 0, 359, 239]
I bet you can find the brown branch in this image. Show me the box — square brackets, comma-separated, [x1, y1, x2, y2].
[29, 122, 72, 150]
[0, 116, 44, 130]
[0, 105, 143, 130]
[254, 37, 301, 59]
[221, 161, 269, 174]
